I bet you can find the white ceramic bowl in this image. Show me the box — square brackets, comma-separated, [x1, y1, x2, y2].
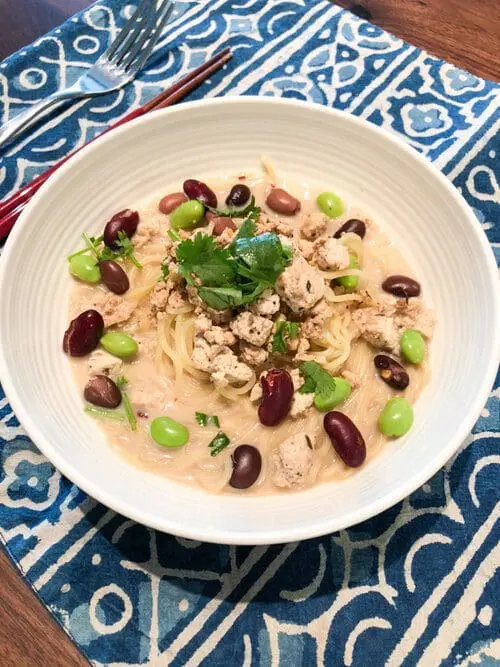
[0, 98, 498, 545]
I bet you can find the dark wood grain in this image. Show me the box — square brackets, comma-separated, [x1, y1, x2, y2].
[0, 547, 88, 666]
[0, 0, 499, 665]
[334, 0, 500, 80]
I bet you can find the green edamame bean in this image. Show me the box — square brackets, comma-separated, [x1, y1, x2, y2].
[170, 200, 205, 229]
[314, 377, 352, 411]
[336, 254, 359, 290]
[316, 191, 344, 218]
[400, 329, 425, 364]
[100, 331, 138, 358]
[378, 397, 414, 437]
[150, 416, 189, 448]
[69, 254, 101, 283]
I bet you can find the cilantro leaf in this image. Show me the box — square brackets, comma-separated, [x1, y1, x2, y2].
[195, 412, 220, 427]
[272, 321, 300, 354]
[115, 376, 137, 431]
[100, 232, 142, 269]
[233, 232, 290, 286]
[232, 217, 257, 243]
[206, 196, 259, 219]
[158, 259, 169, 282]
[197, 287, 244, 310]
[208, 431, 230, 456]
[299, 361, 336, 403]
[176, 233, 234, 286]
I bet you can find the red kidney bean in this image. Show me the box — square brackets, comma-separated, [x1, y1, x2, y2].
[266, 188, 301, 216]
[323, 412, 366, 468]
[374, 354, 410, 390]
[183, 179, 217, 208]
[333, 218, 366, 239]
[229, 445, 262, 489]
[103, 209, 139, 249]
[226, 184, 251, 207]
[63, 309, 104, 357]
[258, 369, 294, 426]
[99, 260, 129, 295]
[382, 275, 421, 298]
[212, 217, 236, 236]
[159, 192, 187, 215]
[84, 374, 122, 408]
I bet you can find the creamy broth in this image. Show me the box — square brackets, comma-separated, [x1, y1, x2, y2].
[69, 171, 431, 494]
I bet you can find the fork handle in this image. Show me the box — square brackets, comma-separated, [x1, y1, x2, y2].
[0, 88, 82, 149]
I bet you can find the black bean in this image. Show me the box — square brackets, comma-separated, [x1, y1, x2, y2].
[84, 375, 122, 408]
[333, 218, 366, 239]
[258, 369, 294, 426]
[323, 411, 366, 468]
[382, 275, 421, 298]
[374, 354, 410, 390]
[100, 260, 129, 295]
[63, 310, 104, 357]
[183, 179, 217, 208]
[103, 209, 139, 249]
[229, 445, 262, 489]
[226, 184, 251, 207]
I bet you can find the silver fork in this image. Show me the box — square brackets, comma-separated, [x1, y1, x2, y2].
[0, 0, 175, 149]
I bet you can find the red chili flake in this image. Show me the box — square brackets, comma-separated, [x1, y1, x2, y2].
[137, 410, 148, 419]
[238, 174, 246, 180]
[271, 183, 276, 188]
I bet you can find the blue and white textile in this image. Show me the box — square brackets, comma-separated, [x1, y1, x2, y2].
[0, 1, 499, 665]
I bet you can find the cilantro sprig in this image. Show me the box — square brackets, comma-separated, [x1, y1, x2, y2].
[68, 231, 142, 269]
[116, 376, 137, 431]
[176, 230, 291, 310]
[272, 321, 300, 354]
[208, 431, 230, 456]
[298, 360, 339, 412]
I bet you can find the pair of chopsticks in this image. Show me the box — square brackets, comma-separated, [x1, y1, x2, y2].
[0, 47, 232, 241]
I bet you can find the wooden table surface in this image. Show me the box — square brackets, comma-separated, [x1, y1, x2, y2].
[0, 1, 499, 666]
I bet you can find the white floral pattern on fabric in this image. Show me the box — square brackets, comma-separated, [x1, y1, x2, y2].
[0, 1, 499, 665]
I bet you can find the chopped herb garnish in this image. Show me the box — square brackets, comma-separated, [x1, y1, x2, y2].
[205, 195, 259, 219]
[299, 361, 336, 403]
[84, 405, 127, 422]
[168, 229, 182, 242]
[195, 412, 220, 428]
[208, 431, 230, 456]
[159, 259, 169, 282]
[272, 320, 300, 354]
[176, 230, 291, 310]
[116, 376, 137, 431]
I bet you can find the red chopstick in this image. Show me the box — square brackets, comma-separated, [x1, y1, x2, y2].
[0, 48, 232, 240]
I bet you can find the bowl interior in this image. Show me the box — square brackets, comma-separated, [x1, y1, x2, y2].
[0, 98, 498, 544]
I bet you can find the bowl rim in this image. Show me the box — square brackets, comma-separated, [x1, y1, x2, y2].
[1, 96, 499, 545]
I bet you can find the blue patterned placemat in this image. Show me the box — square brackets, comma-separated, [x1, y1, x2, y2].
[1, 1, 499, 665]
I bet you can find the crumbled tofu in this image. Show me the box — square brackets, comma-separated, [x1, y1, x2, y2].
[191, 337, 253, 386]
[167, 261, 182, 284]
[167, 290, 188, 310]
[89, 292, 136, 328]
[149, 281, 172, 313]
[394, 299, 435, 339]
[351, 308, 400, 353]
[195, 312, 236, 346]
[290, 391, 314, 418]
[272, 433, 315, 488]
[300, 213, 328, 241]
[240, 341, 268, 366]
[205, 307, 233, 326]
[211, 349, 254, 386]
[256, 216, 294, 237]
[298, 239, 315, 261]
[276, 255, 325, 313]
[87, 350, 123, 378]
[301, 299, 332, 339]
[290, 368, 303, 391]
[313, 238, 350, 271]
[215, 227, 235, 247]
[249, 289, 280, 317]
[230, 312, 274, 347]
[134, 218, 159, 248]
